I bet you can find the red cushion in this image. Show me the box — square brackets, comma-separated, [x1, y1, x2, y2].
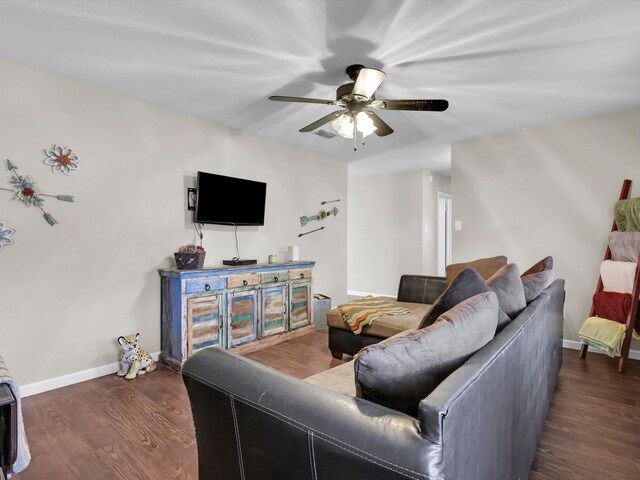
[592, 291, 632, 324]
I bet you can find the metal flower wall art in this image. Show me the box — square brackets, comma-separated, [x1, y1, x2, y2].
[1, 159, 75, 226]
[0, 221, 15, 251]
[44, 144, 79, 175]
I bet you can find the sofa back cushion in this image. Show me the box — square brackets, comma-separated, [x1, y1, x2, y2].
[445, 255, 507, 285]
[521, 256, 553, 276]
[420, 267, 509, 329]
[486, 263, 527, 328]
[354, 291, 499, 417]
[521, 256, 556, 303]
[397, 274, 447, 304]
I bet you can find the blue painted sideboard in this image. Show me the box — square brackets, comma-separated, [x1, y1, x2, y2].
[158, 261, 315, 366]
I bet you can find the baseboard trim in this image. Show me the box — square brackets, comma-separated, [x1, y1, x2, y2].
[20, 351, 161, 398]
[562, 339, 640, 360]
[19, 340, 640, 397]
[347, 290, 395, 298]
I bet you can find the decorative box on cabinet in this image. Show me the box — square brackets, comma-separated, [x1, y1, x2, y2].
[159, 261, 315, 366]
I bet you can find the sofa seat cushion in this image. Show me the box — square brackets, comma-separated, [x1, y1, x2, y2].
[354, 291, 499, 417]
[304, 361, 357, 397]
[327, 298, 432, 338]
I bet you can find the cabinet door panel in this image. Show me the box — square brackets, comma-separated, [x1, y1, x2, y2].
[289, 281, 312, 329]
[228, 290, 258, 347]
[187, 295, 223, 356]
[261, 286, 287, 336]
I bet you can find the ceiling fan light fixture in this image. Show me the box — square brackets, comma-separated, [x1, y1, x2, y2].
[332, 114, 354, 138]
[352, 68, 386, 100]
[270, 63, 448, 149]
[355, 112, 377, 136]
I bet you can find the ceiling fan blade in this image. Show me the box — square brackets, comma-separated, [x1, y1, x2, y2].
[269, 95, 335, 105]
[365, 112, 394, 137]
[299, 111, 343, 133]
[376, 99, 449, 111]
[352, 68, 386, 100]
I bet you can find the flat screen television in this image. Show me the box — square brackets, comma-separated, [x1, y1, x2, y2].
[194, 172, 267, 226]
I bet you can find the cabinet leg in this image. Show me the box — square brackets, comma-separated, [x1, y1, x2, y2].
[330, 350, 343, 360]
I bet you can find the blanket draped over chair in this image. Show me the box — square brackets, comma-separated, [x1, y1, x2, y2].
[0, 356, 30, 476]
[338, 296, 411, 334]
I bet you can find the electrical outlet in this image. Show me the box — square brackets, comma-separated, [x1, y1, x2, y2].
[455, 220, 462, 231]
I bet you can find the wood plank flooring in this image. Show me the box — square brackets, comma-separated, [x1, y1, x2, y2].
[13, 331, 640, 479]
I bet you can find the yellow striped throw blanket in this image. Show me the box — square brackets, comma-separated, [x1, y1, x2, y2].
[338, 296, 410, 334]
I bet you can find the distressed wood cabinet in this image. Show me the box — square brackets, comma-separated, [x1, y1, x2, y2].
[159, 261, 315, 366]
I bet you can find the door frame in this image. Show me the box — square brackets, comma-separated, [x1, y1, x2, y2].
[437, 192, 452, 277]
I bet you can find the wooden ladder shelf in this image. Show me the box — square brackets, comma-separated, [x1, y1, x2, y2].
[580, 179, 640, 373]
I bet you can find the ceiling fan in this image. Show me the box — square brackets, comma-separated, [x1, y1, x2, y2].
[269, 64, 449, 150]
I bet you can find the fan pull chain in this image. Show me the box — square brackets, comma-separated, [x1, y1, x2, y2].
[353, 116, 357, 151]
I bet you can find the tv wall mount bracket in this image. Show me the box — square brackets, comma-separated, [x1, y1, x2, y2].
[187, 187, 196, 211]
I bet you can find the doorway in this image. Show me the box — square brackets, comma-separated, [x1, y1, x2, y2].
[437, 193, 452, 276]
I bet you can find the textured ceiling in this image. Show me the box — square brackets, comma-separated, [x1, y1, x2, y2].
[1, 1, 639, 176]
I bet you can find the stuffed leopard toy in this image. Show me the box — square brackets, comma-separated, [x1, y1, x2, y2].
[117, 333, 156, 380]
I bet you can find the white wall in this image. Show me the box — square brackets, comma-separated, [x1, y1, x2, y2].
[451, 106, 640, 345]
[0, 58, 347, 386]
[347, 169, 450, 296]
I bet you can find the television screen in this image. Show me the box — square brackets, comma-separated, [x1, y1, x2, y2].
[194, 172, 267, 226]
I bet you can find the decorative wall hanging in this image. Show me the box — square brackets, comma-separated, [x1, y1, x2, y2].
[299, 207, 338, 227]
[43, 145, 79, 175]
[298, 226, 324, 237]
[321, 199, 341, 205]
[0, 221, 15, 250]
[1, 159, 75, 226]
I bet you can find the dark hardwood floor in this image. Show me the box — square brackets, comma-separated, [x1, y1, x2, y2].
[13, 331, 640, 479]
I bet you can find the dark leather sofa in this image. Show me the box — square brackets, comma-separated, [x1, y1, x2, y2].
[182, 279, 565, 480]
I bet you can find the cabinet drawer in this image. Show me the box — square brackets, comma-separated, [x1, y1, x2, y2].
[289, 269, 312, 281]
[186, 277, 226, 295]
[261, 271, 287, 284]
[227, 273, 261, 289]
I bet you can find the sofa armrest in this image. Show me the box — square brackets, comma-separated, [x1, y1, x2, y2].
[397, 275, 447, 304]
[182, 348, 441, 480]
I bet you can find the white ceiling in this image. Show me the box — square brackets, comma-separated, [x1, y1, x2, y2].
[1, 1, 639, 177]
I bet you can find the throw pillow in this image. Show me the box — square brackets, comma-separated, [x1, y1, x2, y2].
[521, 256, 556, 303]
[486, 263, 527, 325]
[354, 291, 499, 417]
[419, 267, 506, 328]
[445, 255, 508, 285]
[521, 256, 553, 276]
